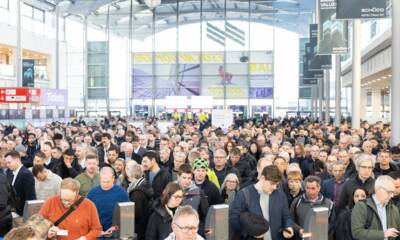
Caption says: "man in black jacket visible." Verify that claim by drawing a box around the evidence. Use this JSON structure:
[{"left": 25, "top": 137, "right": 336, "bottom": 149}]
[
  {"left": 54, "top": 149, "right": 83, "bottom": 179},
  {"left": 24, "top": 132, "right": 40, "bottom": 168},
  {"left": 96, "top": 133, "right": 118, "bottom": 166},
  {"left": 5, "top": 150, "right": 36, "bottom": 216},
  {"left": 336, "top": 154, "right": 375, "bottom": 214},
  {"left": 0, "top": 173, "right": 12, "bottom": 237},
  {"left": 228, "top": 148, "right": 251, "bottom": 184},
  {"left": 193, "top": 158, "right": 223, "bottom": 206},
  {"left": 142, "top": 151, "right": 171, "bottom": 200},
  {"left": 211, "top": 149, "right": 239, "bottom": 187}
]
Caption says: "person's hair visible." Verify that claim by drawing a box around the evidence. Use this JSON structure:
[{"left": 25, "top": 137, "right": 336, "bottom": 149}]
[
  {"left": 173, "top": 205, "right": 199, "bottom": 223},
  {"left": 220, "top": 173, "right": 240, "bottom": 191},
  {"left": 32, "top": 164, "right": 45, "bottom": 177},
  {"left": 214, "top": 148, "right": 227, "bottom": 157},
  {"left": 94, "top": 132, "right": 102, "bottom": 142},
  {"left": 349, "top": 187, "right": 368, "bottom": 208},
  {"left": 261, "top": 165, "right": 282, "bottom": 183},
  {"left": 60, "top": 178, "right": 80, "bottom": 193},
  {"left": 100, "top": 166, "right": 115, "bottom": 177},
  {"left": 86, "top": 153, "right": 99, "bottom": 161},
  {"left": 27, "top": 132, "right": 36, "bottom": 138},
  {"left": 287, "top": 171, "right": 303, "bottom": 181},
  {"left": 375, "top": 175, "right": 395, "bottom": 191},
  {"left": 224, "top": 140, "right": 236, "bottom": 154},
  {"left": 34, "top": 151, "right": 46, "bottom": 160},
  {"left": 230, "top": 147, "right": 241, "bottom": 156},
  {"left": 188, "top": 150, "right": 200, "bottom": 163},
  {"left": 377, "top": 149, "right": 390, "bottom": 158},
  {"left": 355, "top": 153, "right": 375, "bottom": 171},
  {"left": 102, "top": 133, "right": 112, "bottom": 140},
  {"left": 143, "top": 151, "right": 159, "bottom": 162},
  {"left": 304, "top": 175, "right": 321, "bottom": 187},
  {"left": 126, "top": 163, "right": 144, "bottom": 180},
  {"left": 389, "top": 170, "right": 400, "bottom": 180},
  {"left": 132, "top": 135, "right": 139, "bottom": 143},
  {"left": 52, "top": 146, "right": 62, "bottom": 152},
  {"left": 4, "top": 225, "right": 37, "bottom": 240},
  {"left": 178, "top": 163, "right": 193, "bottom": 176},
  {"left": 63, "top": 148, "right": 76, "bottom": 157},
  {"left": 161, "top": 183, "right": 182, "bottom": 206},
  {"left": 4, "top": 150, "right": 20, "bottom": 160},
  {"left": 108, "top": 145, "right": 120, "bottom": 154}
]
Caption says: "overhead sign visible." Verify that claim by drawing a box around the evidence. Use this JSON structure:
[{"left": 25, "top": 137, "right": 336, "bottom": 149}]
[
  {"left": 212, "top": 109, "right": 233, "bottom": 129},
  {"left": 318, "top": 0, "right": 349, "bottom": 54},
  {"left": 336, "top": 0, "right": 387, "bottom": 19},
  {"left": 40, "top": 89, "right": 68, "bottom": 106},
  {"left": 308, "top": 24, "right": 332, "bottom": 70},
  {"left": 22, "top": 60, "right": 35, "bottom": 88},
  {"left": 0, "top": 88, "right": 41, "bottom": 104}
]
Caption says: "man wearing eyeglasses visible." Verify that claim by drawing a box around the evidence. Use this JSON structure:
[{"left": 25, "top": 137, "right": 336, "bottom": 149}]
[
  {"left": 337, "top": 154, "right": 376, "bottom": 215},
  {"left": 165, "top": 205, "right": 204, "bottom": 240},
  {"left": 351, "top": 175, "right": 400, "bottom": 240}
]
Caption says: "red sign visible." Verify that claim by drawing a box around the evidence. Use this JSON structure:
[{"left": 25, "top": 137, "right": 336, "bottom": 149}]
[{"left": 0, "top": 88, "right": 41, "bottom": 104}]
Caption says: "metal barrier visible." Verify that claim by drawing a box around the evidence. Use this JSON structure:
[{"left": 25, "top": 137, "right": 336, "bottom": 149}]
[
  {"left": 112, "top": 202, "right": 136, "bottom": 240},
  {"left": 303, "top": 207, "right": 329, "bottom": 240},
  {"left": 23, "top": 200, "right": 45, "bottom": 222},
  {"left": 204, "top": 204, "right": 229, "bottom": 240}
]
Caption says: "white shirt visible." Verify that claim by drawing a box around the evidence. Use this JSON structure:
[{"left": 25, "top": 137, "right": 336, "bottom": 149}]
[
  {"left": 372, "top": 195, "right": 388, "bottom": 240},
  {"left": 79, "top": 158, "right": 86, "bottom": 169},
  {"left": 12, "top": 165, "right": 23, "bottom": 186},
  {"left": 45, "top": 157, "right": 52, "bottom": 166}
]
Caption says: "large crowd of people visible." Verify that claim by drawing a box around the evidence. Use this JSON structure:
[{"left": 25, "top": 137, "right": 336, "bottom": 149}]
[{"left": 0, "top": 115, "right": 400, "bottom": 240}]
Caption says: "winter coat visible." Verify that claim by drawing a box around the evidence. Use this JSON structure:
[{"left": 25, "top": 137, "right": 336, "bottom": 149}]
[
  {"left": 54, "top": 158, "right": 83, "bottom": 179},
  {"left": 196, "top": 178, "right": 223, "bottom": 206},
  {"left": 145, "top": 205, "right": 173, "bottom": 240},
  {"left": 335, "top": 207, "right": 355, "bottom": 240},
  {"left": 229, "top": 184, "right": 293, "bottom": 240},
  {"left": 351, "top": 197, "right": 400, "bottom": 240},
  {"left": 0, "top": 174, "right": 12, "bottom": 236},
  {"left": 336, "top": 175, "right": 375, "bottom": 214},
  {"left": 128, "top": 177, "right": 154, "bottom": 240},
  {"left": 145, "top": 168, "right": 172, "bottom": 200}
]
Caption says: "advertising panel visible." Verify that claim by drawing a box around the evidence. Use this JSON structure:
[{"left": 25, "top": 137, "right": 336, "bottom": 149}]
[
  {"left": 22, "top": 60, "right": 35, "bottom": 88},
  {"left": 318, "top": 0, "right": 349, "bottom": 54},
  {"left": 337, "top": 0, "right": 387, "bottom": 19}
]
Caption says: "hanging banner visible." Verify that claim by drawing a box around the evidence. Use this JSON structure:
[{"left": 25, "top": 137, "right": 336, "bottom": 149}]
[
  {"left": 336, "top": 0, "right": 387, "bottom": 19},
  {"left": 318, "top": 0, "right": 349, "bottom": 54},
  {"left": 308, "top": 24, "right": 332, "bottom": 70},
  {"left": 22, "top": 60, "right": 35, "bottom": 88}
]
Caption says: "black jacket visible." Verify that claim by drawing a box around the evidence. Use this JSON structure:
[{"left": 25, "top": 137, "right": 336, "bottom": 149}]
[
  {"left": 213, "top": 165, "right": 240, "bottom": 187},
  {"left": 145, "top": 204, "right": 173, "bottom": 240},
  {"left": 228, "top": 159, "right": 251, "bottom": 185},
  {"left": 118, "top": 152, "right": 142, "bottom": 164},
  {"left": 54, "top": 158, "right": 83, "bottom": 179},
  {"left": 241, "top": 153, "right": 257, "bottom": 170},
  {"left": 7, "top": 166, "right": 36, "bottom": 215},
  {"left": 145, "top": 168, "right": 172, "bottom": 200},
  {"left": 0, "top": 174, "right": 12, "bottom": 234},
  {"left": 128, "top": 178, "right": 154, "bottom": 240},
  {"left": 373, "top": 162, "right": 399, "bottom": 177},
  {"left": 196, "top": 177, "right": 223, "bottom": 206},
  {"left": 336, "top": 175, "right": 375, "bottom": 214},
  {"left": 24, "top": 142, "right": 40, "bottom": 168},
  {"left": 335, "top": 207, "right": 355, "bottom": 240}
]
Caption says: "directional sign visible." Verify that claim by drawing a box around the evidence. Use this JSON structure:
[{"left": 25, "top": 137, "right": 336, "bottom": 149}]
[{"left": 0, "top": 88, "right": 41, "bottom": 104}]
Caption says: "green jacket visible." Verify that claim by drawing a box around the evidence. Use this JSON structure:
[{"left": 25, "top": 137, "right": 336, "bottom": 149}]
[
  {"left": 351, "top": 197, "right": 400, "bottom": 240},
  {"left": 75, "top": 172, "right": 100, "bottom": 196}
]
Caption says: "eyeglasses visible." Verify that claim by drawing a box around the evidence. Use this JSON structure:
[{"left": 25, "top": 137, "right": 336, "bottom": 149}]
[
  {"left": 173, "top": 222, "right": 198, "bottom": 233},
  {"left": 359, "top": 165, "right": 373, "bottom": 170}
]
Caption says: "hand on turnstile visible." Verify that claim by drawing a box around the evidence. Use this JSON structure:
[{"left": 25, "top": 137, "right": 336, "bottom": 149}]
[{"left": 299, "top": 229, "right": 311, "bottom": 239}]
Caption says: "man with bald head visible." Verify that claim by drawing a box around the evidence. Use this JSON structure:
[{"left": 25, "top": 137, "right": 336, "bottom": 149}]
[
  {"left": 119, "top": 142, "right": 142, "bottom": 163},
  {"left": 87, "top": 167, "right": 129, "bottom": 237}
]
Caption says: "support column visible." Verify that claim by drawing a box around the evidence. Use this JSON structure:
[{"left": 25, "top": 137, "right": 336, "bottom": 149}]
[
  {"left": 335, "top": 55, "right": 341, "bottom": 126},
  {"left": 391, "top": 0, "right": 400, "bottom": 145},
  {"left": 55, "top": 5, "right": 60, "bottom": 89},
  {"left": 371, "top": 88, "right": 381, "bottom": 120},
  {"left": 82, "top": 16, "right": 88, "bottom": 116},
  {"left": 127, "top": 0, "right": 133, "bottom": 116},
  {"left": 325, "top": 69, "right": 330, "bottom": 123},
  {"left": 16, "top": 0, "right": 22, "bottom": 87},
  {"left": 106, "top": 6, "right": 111, "bottom": 117},
  {"left": 312, "top": 85, "right": 316, "bottom": 119},
  {"left": 352, "top": 20, "right": 361, "bottom": 129},
  {"left": 318, "top": 78, "right": 323, "bottom": 120},
  {"left": 151, "top": 10, "right": 156, "bottom": 117}
]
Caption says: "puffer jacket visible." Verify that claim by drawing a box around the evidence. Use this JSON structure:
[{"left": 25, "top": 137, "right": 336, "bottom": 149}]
[{"left": 351, "top": 197, "right": 400, "bottom": 240}]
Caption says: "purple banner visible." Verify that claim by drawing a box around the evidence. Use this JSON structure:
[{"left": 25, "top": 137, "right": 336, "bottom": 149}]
[
  {"left": 40, "top": 89, "right": 68, "bottom": 106},
  {"left": 249, "top": 88, "right": 273, "bottom": 99}
]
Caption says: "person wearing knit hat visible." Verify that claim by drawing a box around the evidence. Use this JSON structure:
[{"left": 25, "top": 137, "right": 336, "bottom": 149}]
[{"left": 193, "top": 158, "right": 223, "bottom": 206}]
